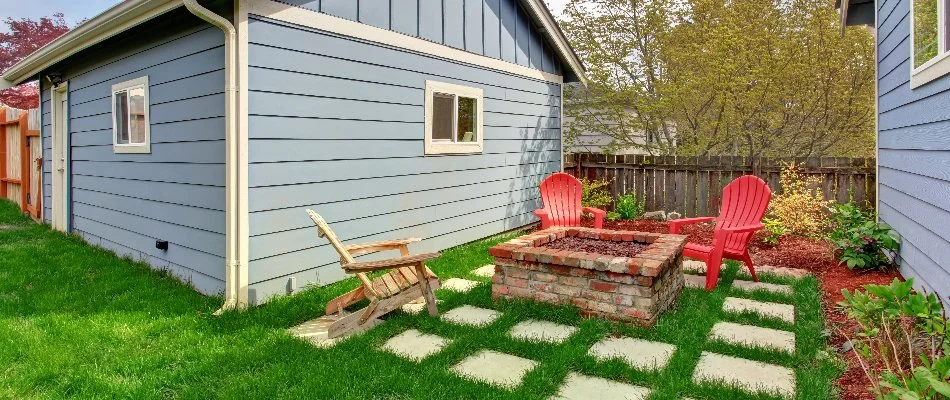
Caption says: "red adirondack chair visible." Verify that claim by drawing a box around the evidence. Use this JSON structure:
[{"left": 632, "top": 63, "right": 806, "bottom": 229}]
[
  {"left": 535, "top": 172, "right": 606, "bottom": 229},
  {"left": 668, "top": 175, "right": 772, "bottom": 290}
]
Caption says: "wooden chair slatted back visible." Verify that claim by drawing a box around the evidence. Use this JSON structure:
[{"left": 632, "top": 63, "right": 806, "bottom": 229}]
[
  {"left": 713, "top": 176, "right": 772, "bottom": 253},
  {"left": 539, "top": 172, "right": 583, "bottom": 227},
  {"left": 306, "top": 210, "right": 355, "bottom": 264}
]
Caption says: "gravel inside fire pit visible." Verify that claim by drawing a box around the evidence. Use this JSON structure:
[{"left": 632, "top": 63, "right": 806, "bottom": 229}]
[{"left": 542, "top": 237, "right": 648, "bottom": 258}]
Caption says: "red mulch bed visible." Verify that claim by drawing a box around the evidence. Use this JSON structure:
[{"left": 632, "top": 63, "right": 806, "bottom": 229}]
[
  {"left": 580, "top": 218, "right": 903, "bottom": 400},
  {"left": 543, "top": 236, "right": 649, "bottom": 258}
]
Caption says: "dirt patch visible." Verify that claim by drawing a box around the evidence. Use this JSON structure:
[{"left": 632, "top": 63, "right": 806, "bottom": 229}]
[
  {"left": 542, "top": 236, "right": 649, "bottom": 258},
  {"left": 578, "top": 218, "right": 904, "bottom": 400}
]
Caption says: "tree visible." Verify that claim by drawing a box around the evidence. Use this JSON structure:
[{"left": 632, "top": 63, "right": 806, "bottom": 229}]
[
  {"left": 561, "top": 0, "right": 876, "bottom": 158},
  {"left": 0, "top": 14, "right": 70, "bottom": 110}
]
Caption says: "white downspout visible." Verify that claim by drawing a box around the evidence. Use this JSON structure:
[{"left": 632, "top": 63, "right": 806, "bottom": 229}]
[{"left": 182, "top": 0, "right": 246, "bottom": 313}]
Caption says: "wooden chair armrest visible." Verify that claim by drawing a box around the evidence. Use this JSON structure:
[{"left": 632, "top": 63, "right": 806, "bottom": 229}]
[
  {"left": 582, "top": 207, "right": 606, "bottom": 229},
  {"left": 581, "top": 207, "right": 606, "bottom": 216},
  {"left": 721, "top": 223, "right": 764, "bottom": 233},
  {"left": 342, "top": 252, "right": 440, "bottom": 273},
  {"left": 345, "top": 238, "right": 422, "bottom": 255},
  {"left": 668, "top": 217, "right": 716, "bottom": 233}
]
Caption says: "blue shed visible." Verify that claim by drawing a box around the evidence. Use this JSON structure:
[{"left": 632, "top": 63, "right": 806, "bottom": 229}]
[
  {"left": 0, "top": 0, "right": 586, "bottom": 309},
  {"left": 842, "top": 0, "right": 950, "bottom": 305}
]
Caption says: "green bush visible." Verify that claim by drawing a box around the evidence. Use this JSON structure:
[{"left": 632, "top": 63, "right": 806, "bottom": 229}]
[
  {"left": 614, "top": 193, "right": 644, "bottom": 220},
  {"left": 839, "top": 279, "right": 950, "bottom": 399},
  {"left": 580, "top": 178, "right": 612, "bottom": 209},
  {"left": 761, "top": 217, "right": 786, "bottom": 245},
  {"left": 829, "top": 203, "right": 899, "bottom": 270}
]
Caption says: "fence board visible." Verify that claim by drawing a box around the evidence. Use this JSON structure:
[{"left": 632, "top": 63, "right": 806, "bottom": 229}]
[
  {"left": 565, "top": 153, "right": 877, "bottom": 216},
  {"left": 0, "top": 106, "right": 42, "bottom": 220}
]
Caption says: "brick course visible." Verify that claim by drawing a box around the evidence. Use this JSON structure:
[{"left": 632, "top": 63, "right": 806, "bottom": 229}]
[{"left": 490, "top": 227, "right": 686, "bottom": 326}]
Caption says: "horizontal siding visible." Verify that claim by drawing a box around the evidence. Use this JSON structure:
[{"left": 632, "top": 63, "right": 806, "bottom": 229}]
[
  {"left": 247, "top": 210, "right": 536, "bottom": 304},
  {"left": 248, "top": 168, "right": 553, "bottom": 234},
  {"left": 40, "top": 7, "right": 227, "bottom": 294},
  {"left": 76, "top": 230, "right": 224, "bottom": 294},
  {"left": 272, "top": 0, "right": 564, "bottom": 76},
  {"left": 248, "top": 203, "right": 541, "bottom": 289},
  {"left": 246, "top": 17, "right": 562, "bottom": 302},
  {"left": 877, "top": 0, "right": 950, "bottom": 307}
]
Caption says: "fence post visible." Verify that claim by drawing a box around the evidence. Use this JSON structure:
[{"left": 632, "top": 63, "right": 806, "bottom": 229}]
[
  {"left": 19, "top": 111, "right": 29, "bottom": 214},
  {"left": 0, "top": 109, "right": 6, "bottom": 199}
]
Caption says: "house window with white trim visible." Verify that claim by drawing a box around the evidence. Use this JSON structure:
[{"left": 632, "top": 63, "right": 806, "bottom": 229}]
[
  {"left": 912, "top": 0, "right": 950, "bottom": 87},
  {"left": 424, "top": 80, "right": 483, "bottom": 154},
  {"left": 112, "top": 76, "right": 150, "bottom": 153}
]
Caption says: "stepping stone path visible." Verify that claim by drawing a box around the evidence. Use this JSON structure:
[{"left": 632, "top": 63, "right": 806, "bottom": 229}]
[
  {"left": 440, "top": 278, "right": 480, "bottom": 293},
  {"left": 288, "top": 315, "right": 383, "bottom": 348},
  {"left": 723, "top": 297, "right": 795, "bottom": 324},
  {"left": 682, "top": 260, "right": 710, "bottom": 275},
  {"left": 471, "top": 264, "right": 496, "bottom": 278},
  {"left": 684, "top": 274, "right": 706, "bottom": 289},
  {"left": 550, "top": 372, "right": 651, "bottom": 400},
  {"left": 382, "top": 329, "right": 452, "bottom": 361},
  {"left": 732, "top": 279, "right": 792, "bottom": 295},
  {"left": 737, "top": 265, "right": 810, "bottom": 280},
  {"left": 441, "top": 305, "right": 501, "bottom": 327},
  {"left": 452, "top": 350, "right": 538, "bottom": 389},
  {"left": 400, "top": 298, "right": 442, "bottom": 314},
  {"left": 692, "top": 351, "right": 796, "bottom": 399},
  {"left": 709, "top": 322, "right": 795, "bottom": 353},
  {"left": 509, "top": 320, "right": 578, "bottom": 344},
  {"left": 588, "top": 337, "right": 677, "bottom": 371}
]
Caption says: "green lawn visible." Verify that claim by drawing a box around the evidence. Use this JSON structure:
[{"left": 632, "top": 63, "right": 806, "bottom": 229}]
[{"left": 0, "top": 200, "right": 842, "bottom": 399}]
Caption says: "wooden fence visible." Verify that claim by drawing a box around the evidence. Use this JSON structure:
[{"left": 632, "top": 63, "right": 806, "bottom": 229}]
[
  {"left": 0, "top": 107, "right": 42, "bottom": 220},
  {"left": 564, "top": 153, "right": 876, "bottom": 217}
]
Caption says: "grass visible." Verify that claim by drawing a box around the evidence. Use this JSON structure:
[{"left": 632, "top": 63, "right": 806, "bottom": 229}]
[{"left": 0, "top": 200, "right": 843, "bottom": 399}]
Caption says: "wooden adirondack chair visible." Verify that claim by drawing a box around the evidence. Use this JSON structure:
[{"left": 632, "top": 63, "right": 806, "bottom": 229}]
[
  {"left": 668, "top": 176, "right": 772, "bottom": 291},
  {"left": 535, "top": 172, "right": 606, "bottom": 229},
  {"left": 306, "top": 210, "right": 441, "bottom": 338}
]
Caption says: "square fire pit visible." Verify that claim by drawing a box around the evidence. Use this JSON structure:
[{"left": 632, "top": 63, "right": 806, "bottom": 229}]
[{"left": 488, "top": 227, "right": 687, "bottom": 326}]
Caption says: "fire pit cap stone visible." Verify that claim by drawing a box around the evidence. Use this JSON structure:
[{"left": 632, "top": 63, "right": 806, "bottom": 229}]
[{"left": 490, "top": 227, "right": 686, "bottom": 278}]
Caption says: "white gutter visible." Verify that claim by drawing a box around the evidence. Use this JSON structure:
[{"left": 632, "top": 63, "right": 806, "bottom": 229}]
[
  {"left": 1, "top": 0, "right": 181, "bottom": 89},
  {"left": 181, "top": 0, "right": 247, "bottom": 314}
]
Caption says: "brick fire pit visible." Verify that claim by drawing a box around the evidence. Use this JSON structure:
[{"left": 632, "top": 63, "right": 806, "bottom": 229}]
[{"left": 488, "top": 227, "right": 687, "bottom": 326}]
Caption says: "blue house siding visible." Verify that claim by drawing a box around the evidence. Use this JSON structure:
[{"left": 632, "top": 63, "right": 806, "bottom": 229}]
[
  {"left": 39, "top": 9, "right": 228, "bottom": 295},
  {"left": 245, "top": 16, "right": 561, "bottom": 303},
  {"left": 279, "top": 0, "right": 564, "bottom": 76},
  {"left": 876, "top": 0, "right": 950, "bottom": 304}
]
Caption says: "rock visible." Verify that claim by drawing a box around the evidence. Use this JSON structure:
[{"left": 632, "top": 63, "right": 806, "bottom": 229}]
[
  {"left": 838, "top": 340, "right": 854, "bottom": 354},
  {"left": 642, "top": 211, "right": 667, "bottom": 221},
  {"left": 667, "top": 211, "right": 682, "bottom": 220}
]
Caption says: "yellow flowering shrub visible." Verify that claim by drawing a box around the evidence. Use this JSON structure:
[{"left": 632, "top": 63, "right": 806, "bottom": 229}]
[{"left": 768, "top": 163, "right": 831, "bottom": 237}]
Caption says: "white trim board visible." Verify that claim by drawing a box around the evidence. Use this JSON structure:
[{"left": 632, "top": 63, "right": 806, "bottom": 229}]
[
  {"left": 519, "top": 0, "right": 587, "bottom": 85},
  {"left": 244, "top": 0, "right": 566, "bottom": 85},
  {"left": 910, "top": 0, "right": 950, "bottom": 88}
]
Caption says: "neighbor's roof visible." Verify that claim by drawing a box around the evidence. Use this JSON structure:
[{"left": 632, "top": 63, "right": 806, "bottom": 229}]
[
  {"left": 0, "top": 0, "right": 586, "bottom": 89},
  {"left": 836, "top": 0, "right": 875, "bottom": 28}
]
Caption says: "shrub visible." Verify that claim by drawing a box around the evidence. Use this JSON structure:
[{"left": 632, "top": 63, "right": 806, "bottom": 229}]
[
  {"left": 580, "top": 178, "right": 612, "bottom": 210},
  {"left": 829, "top": 203, "right": 899, "bottom": 271},
  {"left": 768, "top": 163, "right": 831, "bottom": 237},
  {"left": 614, "top": 193, "right": 644, "bottom": 220},
  {"left": 839, "top": 279, "right": 950, "bottom": 399},
  {"left": 760, "top": 217, "right": 785, "bottom": 245}
]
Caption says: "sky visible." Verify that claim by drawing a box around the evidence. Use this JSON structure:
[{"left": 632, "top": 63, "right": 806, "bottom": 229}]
[
  {"left": 1, "top": 0, "right": 571, "bottom": 32},
  {"left": 0, "top": 0, "right": 122, "bottom": 32}
]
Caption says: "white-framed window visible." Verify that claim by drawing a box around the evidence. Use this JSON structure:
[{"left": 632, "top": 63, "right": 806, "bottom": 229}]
[
  {"left": 111, "top": 76, "right": 151, "bottom": 153},
  {"left": 911, "top": 0, "right": 950, "bottom": 88},
  {"left": 424, "top": 80, "right": 484, "bottom": 155}
]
